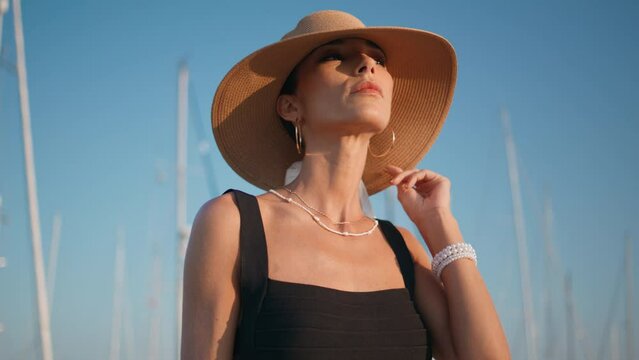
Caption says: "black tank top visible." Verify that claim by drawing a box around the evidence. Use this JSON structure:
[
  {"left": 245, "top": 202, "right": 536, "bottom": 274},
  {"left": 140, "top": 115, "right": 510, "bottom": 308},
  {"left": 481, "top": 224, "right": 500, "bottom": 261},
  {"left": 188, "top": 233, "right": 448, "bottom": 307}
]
[{"left": 225, "top": 189, "right": 433, "bottom": 359}]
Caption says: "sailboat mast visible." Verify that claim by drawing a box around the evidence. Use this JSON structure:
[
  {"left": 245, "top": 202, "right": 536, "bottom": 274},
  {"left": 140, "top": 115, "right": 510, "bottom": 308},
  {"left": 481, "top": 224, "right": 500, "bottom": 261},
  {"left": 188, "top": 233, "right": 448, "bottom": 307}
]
[
  {"left": 542, "top": 192, "right": 555, "bottom": 359},
  {"left": 610, "top": 324, "right": 620, "bottom": 360},
  {"left": 47, "top": 213, "right": 62, "bottom": 309},
  {"left": 0, "top": 195, "right": 5, "bottom": 269},
  {"left": 500, "top": 108, "right": 538, "bottom": 360},
  {"left": 187, "top": 83, "right": 218, "bottom": 196},
  {"left": 175, "top": 60, "right": 189, "bottom": 360},
  {"left": 109, "top": 228, "right": 126, "bottom": 360},
  {"left": 0, "top": 0, "right": 8, "bottom": 58},
  {"left": 147, "top": 246, "right": 163, "bottom": 360},
  {"left": 625, "top": 233, "right": 634, "bottom": 360},
  {"left": 0, "top": 195, "right": 5, "bottom": 336},
  {"left": 13, "top": 0, "right": 54, "bottom": 358},
  {"left": 564, "top": 272, "right": 576, "bottom": 360}
]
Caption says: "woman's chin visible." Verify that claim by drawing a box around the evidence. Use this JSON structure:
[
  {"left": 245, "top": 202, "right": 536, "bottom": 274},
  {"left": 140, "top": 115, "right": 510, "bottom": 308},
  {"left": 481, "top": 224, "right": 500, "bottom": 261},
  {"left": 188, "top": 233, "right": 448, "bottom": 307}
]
[{"left": 348, "top": 109, "right": 390, "bottom": 130}]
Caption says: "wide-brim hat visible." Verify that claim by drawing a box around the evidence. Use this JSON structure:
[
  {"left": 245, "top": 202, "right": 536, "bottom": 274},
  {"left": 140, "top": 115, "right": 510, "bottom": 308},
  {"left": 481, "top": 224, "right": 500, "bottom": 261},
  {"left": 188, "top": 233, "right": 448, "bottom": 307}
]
[{"left": 212, "top": 10, "right": 457, "bottom": 195}]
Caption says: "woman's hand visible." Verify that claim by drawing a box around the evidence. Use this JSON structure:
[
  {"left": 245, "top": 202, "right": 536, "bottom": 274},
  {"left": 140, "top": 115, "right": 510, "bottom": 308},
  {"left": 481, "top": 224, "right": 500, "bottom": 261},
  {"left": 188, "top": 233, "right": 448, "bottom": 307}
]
[
  {"left": 386, "top": 165, "right": 511, "bottom": 359},
  {"left": 384, "top": 164, "right": 452, "bottom": 225}
]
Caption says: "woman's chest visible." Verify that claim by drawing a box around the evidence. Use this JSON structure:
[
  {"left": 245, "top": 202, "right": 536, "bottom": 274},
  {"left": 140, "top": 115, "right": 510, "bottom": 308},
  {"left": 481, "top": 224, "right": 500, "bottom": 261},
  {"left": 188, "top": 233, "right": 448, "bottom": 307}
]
[{"left": 261, "top": 206, "right": 406, "bottom": 292}]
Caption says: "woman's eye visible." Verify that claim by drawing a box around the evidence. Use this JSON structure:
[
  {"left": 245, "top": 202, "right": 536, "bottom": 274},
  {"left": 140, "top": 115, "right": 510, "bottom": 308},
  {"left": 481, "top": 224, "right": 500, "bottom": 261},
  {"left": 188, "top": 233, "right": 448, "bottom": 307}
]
[
  {"left": 319, "top": 52, "right": 385, "bottom": 66},
  {"left": 321, "top": 53, "right": 343, "bottom": 61}
]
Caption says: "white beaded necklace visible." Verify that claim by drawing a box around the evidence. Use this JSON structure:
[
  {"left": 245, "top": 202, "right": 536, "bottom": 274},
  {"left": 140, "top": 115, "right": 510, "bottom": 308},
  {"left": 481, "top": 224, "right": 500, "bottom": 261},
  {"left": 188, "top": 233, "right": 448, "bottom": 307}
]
[
  {"left": 268, "top": 189, "right": 379, "bottom": 237},
  {"left": 281, "top": 187, "right": 367, "bottom": 225}
]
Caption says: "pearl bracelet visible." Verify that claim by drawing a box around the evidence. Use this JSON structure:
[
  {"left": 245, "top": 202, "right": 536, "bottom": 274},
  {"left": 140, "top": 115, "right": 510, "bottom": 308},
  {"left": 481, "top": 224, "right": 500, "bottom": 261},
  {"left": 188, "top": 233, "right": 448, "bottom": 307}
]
[{"left": 431, "top": 243, "right": 477, "bottom": 281}]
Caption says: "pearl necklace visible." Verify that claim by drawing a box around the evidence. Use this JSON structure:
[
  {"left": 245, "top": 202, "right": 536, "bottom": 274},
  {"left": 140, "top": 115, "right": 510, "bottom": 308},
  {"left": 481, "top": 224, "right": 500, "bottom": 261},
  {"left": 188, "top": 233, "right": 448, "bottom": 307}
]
[
  {"left": 268, "top": 189, "right": 379, "bottom": 237},
  {"left": 281, "top": 187, "right": 367, "bottom": 225}
]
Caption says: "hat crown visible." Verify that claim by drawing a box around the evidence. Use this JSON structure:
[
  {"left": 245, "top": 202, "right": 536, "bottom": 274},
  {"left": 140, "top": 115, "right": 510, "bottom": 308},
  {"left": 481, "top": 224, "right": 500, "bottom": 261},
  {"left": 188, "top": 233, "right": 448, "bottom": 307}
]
[{"left": 281, "top": 10, "right": 366, "bottom": 40}]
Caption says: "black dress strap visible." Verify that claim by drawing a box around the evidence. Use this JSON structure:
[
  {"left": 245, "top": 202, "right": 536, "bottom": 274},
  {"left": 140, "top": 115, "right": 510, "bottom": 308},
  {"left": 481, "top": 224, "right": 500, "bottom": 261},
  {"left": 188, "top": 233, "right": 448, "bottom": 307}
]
[
  {"left": 377, "top": 219, "right": 416, "bottom": 299},
  {"left": 223, "top": 188, "right": 268, "bottom": 360},
  {"left": 377, "top": 219, "right": 434, "bottom": 359}
]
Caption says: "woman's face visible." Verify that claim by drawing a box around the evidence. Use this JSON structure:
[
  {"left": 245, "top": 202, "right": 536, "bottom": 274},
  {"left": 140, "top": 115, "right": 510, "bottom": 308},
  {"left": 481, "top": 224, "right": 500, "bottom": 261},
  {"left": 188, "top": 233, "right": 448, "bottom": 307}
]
[{"left": 279, "top": 37, "right": 393, "bottom": 137}]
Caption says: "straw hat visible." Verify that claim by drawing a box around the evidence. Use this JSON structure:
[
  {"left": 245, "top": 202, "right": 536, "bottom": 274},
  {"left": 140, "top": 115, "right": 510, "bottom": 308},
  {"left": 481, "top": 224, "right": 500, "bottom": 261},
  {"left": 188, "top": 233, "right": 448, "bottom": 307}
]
[{"left": 211, "top": 10, "right": 457, "bottom": 195}]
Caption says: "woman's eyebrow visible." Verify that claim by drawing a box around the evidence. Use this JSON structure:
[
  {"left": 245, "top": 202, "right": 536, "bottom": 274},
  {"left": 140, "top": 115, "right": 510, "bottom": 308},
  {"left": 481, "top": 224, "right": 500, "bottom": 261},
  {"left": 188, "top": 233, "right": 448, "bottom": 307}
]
[{"left": 315, "top": 41, "right": 385, "bottom": 55}]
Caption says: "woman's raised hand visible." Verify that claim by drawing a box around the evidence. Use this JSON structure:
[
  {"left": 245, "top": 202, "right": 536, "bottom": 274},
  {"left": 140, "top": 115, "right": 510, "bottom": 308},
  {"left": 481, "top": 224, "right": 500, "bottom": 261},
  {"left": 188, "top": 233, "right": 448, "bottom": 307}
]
[{"left": 384, "top": 164, "right": 452, "bottom": 225}]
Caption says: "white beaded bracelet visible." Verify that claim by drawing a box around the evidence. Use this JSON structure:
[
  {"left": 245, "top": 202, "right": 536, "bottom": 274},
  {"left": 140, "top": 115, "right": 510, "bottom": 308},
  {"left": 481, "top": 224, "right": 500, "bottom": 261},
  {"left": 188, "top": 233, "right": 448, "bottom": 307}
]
[
  {"left": 432, "top": 243, "right": 473, "bottom": 266},
  {"left": 431, "top": 243, "right": 477, "bottom": 281},
  {"left": 431, "top": 243, "right": 475, "bottom": 271}
]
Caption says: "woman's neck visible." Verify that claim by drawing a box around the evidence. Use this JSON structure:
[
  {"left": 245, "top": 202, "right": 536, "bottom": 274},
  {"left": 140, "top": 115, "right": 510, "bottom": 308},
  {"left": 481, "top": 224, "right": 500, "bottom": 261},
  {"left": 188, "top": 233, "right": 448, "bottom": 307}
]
[{"left": 284, "top": 134, "right": 370, "bottom": 223}]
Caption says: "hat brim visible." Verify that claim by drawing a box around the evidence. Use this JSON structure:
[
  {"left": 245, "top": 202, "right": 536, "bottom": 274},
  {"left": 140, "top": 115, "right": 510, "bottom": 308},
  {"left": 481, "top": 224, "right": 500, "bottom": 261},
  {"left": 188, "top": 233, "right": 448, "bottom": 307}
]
[{"left": 212, "top": 26, "right": 457, "bottom": 195}]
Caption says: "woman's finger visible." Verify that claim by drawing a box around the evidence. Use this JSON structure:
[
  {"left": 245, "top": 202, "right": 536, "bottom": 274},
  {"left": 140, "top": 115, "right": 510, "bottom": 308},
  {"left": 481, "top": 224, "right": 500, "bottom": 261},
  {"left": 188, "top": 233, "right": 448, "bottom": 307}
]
[
  {"left": 386, "top": 167, "right": 422, "bottom": 188},
  {"left": 406, "top": 169, "right": 448, "bottom": 193},
  {"left": 392, "top": 169, "right": 420, "bottom": 185},
  {"left": 406, "top": 171, "right": 434, "bottom": 193},
  {"left": 406, "top": 170, "right": 424, "bottom": 189},
  {"left": 384, "top": 165, "right": 409, "bottom": 181},
  {"left": 384, "top": 164, "right": 403, "bottom": 174},
  {"left": 413, "top": 169, "right": 444, "bottom": 186}
]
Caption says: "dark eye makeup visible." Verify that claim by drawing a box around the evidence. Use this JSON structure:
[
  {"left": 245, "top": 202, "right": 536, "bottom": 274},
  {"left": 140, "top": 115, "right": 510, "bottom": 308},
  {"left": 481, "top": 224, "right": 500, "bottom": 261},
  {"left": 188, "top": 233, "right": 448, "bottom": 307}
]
[
  {"left": 317, "top": 50, "right": 386, "bottom": 67},
  {"left": 320, "top": 52, "right": 344, "bottom": 61}
]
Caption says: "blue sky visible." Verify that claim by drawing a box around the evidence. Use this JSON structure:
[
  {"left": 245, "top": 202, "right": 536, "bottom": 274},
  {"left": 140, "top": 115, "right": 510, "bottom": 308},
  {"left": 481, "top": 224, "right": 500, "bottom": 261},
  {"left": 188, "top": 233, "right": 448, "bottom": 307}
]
[{"left": 0, "top": 0, "right": 637, "bottom": 359}]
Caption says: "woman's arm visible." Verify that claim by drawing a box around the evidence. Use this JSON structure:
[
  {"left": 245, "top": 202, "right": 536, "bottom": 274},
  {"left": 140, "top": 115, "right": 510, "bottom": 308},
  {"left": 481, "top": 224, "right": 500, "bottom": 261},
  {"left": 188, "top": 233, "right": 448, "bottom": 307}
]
[
  {"left": 386, "top": 165, "right": 510, "bottom": 360},
  {"left": 397, "top": 226, "right": 457, "bottom": 359},
  {"left": 418, "top": 208, "right": 509, "bottom": 360},
  {"left": 399, "top": 216, "right": 510, "bottom": 360},
  {"left": 181, "top": 193, "right": 241, "bottom": 360}
]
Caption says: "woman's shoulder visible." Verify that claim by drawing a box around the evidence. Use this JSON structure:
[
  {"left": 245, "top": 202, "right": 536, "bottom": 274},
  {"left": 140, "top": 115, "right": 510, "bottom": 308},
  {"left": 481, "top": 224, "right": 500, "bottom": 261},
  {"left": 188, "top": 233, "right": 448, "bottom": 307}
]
[
  {"left": 216, "top": 188, "right": 277, "bottom": 203},
  {"left": 196, "top": 191, "right": 239, "bottom": 218},
  {"left": 190, "top": 192, "right": 242, "bottom": 248},
  {"left": 192, "top": 189, "right": 278, "bottom": 230}
]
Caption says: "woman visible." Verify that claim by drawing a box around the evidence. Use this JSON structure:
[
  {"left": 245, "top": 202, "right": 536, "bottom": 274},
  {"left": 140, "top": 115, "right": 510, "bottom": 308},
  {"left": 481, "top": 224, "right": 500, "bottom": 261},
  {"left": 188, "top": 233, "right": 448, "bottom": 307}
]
[{"left": 182, "top": 10, "right": 509, "bottom": 360}]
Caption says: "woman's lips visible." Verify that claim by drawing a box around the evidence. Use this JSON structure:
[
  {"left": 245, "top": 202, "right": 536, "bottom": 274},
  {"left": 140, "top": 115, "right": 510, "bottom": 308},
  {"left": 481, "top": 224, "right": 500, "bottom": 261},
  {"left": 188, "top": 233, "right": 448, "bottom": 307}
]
[
  {"left": 354, "top": 88, "right": 382, "bottom": 95},
  {"left": 351, "top": 81, "right": 382, "bottom": 97}
]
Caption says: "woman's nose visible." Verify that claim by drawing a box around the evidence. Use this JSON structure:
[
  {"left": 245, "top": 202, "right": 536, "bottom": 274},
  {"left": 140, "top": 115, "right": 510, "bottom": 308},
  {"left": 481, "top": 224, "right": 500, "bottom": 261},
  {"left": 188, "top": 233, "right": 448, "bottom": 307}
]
[{"left": 356, "top": 55, "right": 376, "bottom": 75}]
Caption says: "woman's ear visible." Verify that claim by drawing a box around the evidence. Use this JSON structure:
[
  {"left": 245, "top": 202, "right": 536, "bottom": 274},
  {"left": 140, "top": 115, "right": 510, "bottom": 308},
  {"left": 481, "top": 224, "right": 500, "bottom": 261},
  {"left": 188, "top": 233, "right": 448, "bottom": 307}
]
[{"left": 276, "top": 94, "right": 300, "bottom": 123}]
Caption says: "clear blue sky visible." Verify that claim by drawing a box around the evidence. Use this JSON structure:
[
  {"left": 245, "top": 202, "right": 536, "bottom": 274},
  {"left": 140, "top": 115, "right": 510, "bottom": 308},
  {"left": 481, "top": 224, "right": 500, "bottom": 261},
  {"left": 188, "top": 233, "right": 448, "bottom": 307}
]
[{"left": 0, "top": 0, "right": 637, "bottom": 359}]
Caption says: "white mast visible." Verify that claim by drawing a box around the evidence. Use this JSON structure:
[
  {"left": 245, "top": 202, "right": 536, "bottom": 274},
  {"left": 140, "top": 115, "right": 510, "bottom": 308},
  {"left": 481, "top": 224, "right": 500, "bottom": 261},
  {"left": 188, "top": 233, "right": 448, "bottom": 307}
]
[
  {"left": 0, "top": 0, "right": 7, "bottom": 290},
  {"left": 542, "top": 191, "right": 556, "bottom": 359},
  {"left": 147, "top": 164, "right": 165, "bottom": 360},
  {"left": 175, "top": 60, "right": 190, "bottom": 359},
  {"left": 0, "top": 195, "right": 5, "bottom": 335},
  {"left": 0, "top": 0, "right": 8, "bottom": 56},
  {"left": 624, "top": 233, "right": 634, "bottom": 360},
  {"left": 147, "top": 246, "right": 163, "bottom": 360},
  {"left": 541, "top": 190, "right": 594, "bottom": 360},
  {"left": 13, "top": 0, "right": 54, "bottom": 358},
  {"left": 0, "top": 195, "right": 6, "bottom": 269},
  {"left": 109, "top": 227, "right": 126, "bottom": 360},
  {"left": 188, "top": 84, "right": 218, "bottom": 196},
  {"left": 609, "top": 324, "right": 620, "bottom": 360},
  {"left": 47, "top": 213, "right": 62, "bottom": 309},
  {"left": 564, "top": 272, "right": 576, "bottom": 360},
  {"left": 122, "top": 286, "right": 136, "bottom": 360},
  {"left": 500, "top": 108, "right": 538, "bottom": 360}
]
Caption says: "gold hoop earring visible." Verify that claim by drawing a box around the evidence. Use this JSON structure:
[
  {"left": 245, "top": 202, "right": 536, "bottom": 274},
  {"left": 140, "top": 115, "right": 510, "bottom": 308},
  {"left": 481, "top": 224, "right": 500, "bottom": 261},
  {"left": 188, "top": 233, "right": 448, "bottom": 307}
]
[
  {"left": 368, "top": 127, "right": 395, "bottom": 158},
  {"left": 294, "top": 121, "right": 303, "bottom": 154}
]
